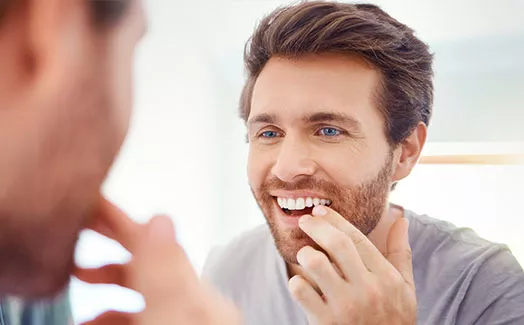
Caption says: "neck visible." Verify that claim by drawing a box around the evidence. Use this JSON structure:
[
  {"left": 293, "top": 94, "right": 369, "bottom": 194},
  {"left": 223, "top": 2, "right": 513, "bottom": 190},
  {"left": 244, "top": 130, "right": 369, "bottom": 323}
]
[{"left": 287, "top": 203, "right": 404, "bottom": 280}]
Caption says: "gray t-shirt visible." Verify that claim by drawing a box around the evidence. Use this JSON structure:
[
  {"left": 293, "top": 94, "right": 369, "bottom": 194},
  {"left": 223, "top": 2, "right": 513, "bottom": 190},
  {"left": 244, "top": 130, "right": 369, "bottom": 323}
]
[{"left": 203, "top": 210, "right": 524, "bottom": 325}]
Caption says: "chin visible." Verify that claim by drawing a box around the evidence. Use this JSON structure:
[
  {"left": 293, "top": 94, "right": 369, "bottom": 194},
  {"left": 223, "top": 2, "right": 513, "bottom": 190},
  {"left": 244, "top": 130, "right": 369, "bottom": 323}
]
[
  {"left": 2, "top": 266, "right": 73, "bottom": 299},
  {"left": 0, "top": 242, "right": 77, "bottom": 299},
  {"left": 270, "top": 223, "right": 323, "bottom": 265},
  {"left": 0, "top": 200, "right": 89, "bottom": 299},
  {"left": 278, "top": 239, "right": 311, "bottom": 265}
]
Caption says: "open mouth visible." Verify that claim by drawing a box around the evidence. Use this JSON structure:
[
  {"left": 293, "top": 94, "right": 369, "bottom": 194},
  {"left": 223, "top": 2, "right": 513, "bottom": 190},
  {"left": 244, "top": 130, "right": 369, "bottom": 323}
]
[{"left": 275, "top": 196, "right": 332, "bottom": 217}]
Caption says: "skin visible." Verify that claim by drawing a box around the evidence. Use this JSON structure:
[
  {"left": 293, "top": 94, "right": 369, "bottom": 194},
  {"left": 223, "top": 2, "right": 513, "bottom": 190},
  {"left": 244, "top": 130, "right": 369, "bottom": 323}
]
[
  {"left": 247, "top": 53, "right": 426, "bottom": 323},
  {"left": 76, "top": 198, "right": 242, "bottom": 325},
  {"left": 0, "top": 0, "right": 145, "bottom": 297},
  {"left": 0, "top": 1, "right": 242, "bottom": 324}
]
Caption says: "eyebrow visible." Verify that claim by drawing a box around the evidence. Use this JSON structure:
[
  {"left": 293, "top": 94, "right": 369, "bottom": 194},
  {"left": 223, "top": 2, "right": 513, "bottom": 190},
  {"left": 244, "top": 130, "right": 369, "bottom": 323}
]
[
  {"left": 303, "top": 112, "right": 362, "bottom": 131},
  {"left": 247, "top": 113, "right": 278, "bottom": 127},
  {"left": 247, "top": 111, "right": 362, "bottom": 131}
]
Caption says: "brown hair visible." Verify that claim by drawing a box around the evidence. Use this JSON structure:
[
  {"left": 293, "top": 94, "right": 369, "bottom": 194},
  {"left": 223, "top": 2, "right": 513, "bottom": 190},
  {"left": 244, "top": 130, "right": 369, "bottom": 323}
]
[{"left": 240, "top": 1, "right": 434, "bottom": 145}]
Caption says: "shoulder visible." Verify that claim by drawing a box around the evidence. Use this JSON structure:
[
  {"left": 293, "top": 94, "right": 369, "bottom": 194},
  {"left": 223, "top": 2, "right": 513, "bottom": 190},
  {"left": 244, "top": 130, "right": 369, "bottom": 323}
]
[
  {"left": 1, "top": 291, "right": 72, "bottom": 325},
  {"left": 406, "top": 210, "right": 510, "bottom": 263},
  {"left": 406, "top": 210, "right": 524, "bottom": 322},
  {"left": 410, "top": 209, "right": 523, "bottom": 288},
  {"left": 202, "top": 224, "right": 274, "bottom": 291}
]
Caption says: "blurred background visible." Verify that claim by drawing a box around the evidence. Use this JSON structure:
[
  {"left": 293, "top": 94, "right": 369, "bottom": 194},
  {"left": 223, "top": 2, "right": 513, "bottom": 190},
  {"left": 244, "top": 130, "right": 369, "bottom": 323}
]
[{"left": 71, "top": 0, "right": 524, "bottom": 323}]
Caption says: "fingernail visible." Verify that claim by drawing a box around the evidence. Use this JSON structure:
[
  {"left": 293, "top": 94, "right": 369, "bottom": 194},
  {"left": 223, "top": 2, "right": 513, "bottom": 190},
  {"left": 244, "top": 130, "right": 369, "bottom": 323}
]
[
  {"left": 299, "top": 215, "right": 312, "bottom": 224},
  {"left": 148, "top": 215, "right": 175, "bottom": 242},
  {"left": 312, "top": 205, "right": 327, "bottom": 216}
]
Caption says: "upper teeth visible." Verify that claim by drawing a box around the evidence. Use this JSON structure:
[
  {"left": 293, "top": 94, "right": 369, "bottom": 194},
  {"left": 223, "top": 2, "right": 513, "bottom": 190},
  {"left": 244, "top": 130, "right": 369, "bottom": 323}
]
[{"left": 277, "top": 197, "right": 332, "bottom": 210}]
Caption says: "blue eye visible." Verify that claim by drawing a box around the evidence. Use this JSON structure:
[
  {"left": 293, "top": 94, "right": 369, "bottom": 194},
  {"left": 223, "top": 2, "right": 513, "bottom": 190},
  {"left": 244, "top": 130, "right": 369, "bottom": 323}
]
[
  {"left": 319, "top": 127, "right": 341, "bottom": 137},
  {"left": 261, "top": 130, "right": 279, "bottom": 138}
]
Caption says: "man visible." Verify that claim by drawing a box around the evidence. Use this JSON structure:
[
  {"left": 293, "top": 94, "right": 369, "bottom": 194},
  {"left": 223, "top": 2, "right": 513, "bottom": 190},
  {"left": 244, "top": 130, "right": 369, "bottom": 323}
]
[
  {"left": 203, "top": 2, "right": 524, "bottom": 324},
  {"left": 0, "top": 0, "right": 240, "bottom": 324}
]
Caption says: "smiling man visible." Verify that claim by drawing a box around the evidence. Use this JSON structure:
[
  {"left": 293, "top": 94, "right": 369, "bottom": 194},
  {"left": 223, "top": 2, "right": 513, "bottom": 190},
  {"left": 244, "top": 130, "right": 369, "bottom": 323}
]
[{"left": 203, "top": 2, "right": 524, "bottom": 324}]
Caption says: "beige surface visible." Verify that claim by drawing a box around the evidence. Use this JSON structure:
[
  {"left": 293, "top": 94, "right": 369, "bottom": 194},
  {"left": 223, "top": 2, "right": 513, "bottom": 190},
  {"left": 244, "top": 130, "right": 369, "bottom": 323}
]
[{"left": 419, "top": 154, "right": 524, "bottom": 165}]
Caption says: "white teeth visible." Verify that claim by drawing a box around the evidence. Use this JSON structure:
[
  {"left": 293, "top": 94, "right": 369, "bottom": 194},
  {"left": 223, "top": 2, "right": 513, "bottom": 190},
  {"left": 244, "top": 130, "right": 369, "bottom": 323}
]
[
  {"left": 277, "top": 196, "right": 331, "bottom": 210},
  {"left": 305, "top": 197, "right": 313, "bottom": 208},
  {"left": 295, "top": 198, "right": 305, "bottom": 210},
  {"left": 277, "top": 197, "right": 287, "bottom": 209},
  {"left": 287, "top": 198, "right": 295, "bottom": 210}
]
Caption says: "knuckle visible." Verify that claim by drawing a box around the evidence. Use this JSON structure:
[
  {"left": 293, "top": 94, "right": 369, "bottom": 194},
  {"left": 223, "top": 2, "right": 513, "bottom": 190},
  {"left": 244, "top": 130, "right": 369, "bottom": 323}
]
[
  {"left": 303, "top": 251, "right": 329, "bottom": 272},
  {"left": 366, "top": 284, "right": 384, "bottom": 305},
  {"left": 405, "top": 247, "right": 413, "bottom": 259},
  {"left": 359, "top": 279, "right": 384, "bottom": 306},
  {"left": 335, "top": 299, "right": 357, "bottom": 319},
  {"left": 326, "top": 233, "right": 351, "bottom": 252},
  {"left": 399, "top": 247, "right": 413, "bottom": 262},
  {"left": 390, "top": 271, "right": 405, "bottom": 288},
  {"left": 352, "top": 234, "right": 367, "bottom": 250},
  {"left": 387, "top": 248, "right": 413, "bottom": 263}
]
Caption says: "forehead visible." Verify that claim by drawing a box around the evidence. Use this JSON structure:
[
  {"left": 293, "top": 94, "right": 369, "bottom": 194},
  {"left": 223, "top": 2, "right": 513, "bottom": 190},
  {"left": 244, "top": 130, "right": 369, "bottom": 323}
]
[{"left": 249, "top": 53, "right": 383, "bottom": 128}]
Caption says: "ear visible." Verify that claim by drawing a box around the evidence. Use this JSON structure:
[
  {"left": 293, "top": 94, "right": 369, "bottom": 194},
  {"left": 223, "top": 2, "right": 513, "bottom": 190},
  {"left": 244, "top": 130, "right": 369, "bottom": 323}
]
[{"left": 391, "top": 122, "right": 427, "bottom": 182}]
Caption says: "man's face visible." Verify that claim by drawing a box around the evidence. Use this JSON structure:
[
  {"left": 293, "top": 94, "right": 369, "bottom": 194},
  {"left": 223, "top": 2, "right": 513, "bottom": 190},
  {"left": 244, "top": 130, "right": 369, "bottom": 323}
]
[
  {"left": 247, "top": 54, "right": 396, "bottom": 264},
  {"left": 0, "top": 0, "right": 145, "bottom": 297}
]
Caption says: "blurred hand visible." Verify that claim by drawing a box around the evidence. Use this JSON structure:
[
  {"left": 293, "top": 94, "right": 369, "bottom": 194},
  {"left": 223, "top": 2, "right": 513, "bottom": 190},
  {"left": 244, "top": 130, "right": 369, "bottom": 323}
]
[{"left": 75, "top": 198, "right": 243, "bottom": 325}]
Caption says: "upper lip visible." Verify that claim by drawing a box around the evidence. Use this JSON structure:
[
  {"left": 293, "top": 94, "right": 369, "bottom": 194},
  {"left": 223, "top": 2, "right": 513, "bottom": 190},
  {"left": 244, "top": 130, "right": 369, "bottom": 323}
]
[{"left": 270, "top": 190, "right": 329, "bottom": 199}]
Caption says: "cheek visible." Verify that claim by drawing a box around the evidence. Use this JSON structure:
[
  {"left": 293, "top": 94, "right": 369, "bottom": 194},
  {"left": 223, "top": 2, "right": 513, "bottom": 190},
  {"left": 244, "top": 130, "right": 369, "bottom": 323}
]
[
  {"left": 316, "top": 145, "right": 386, "bottom": 185},
  {"left": 247, "top": 146, "right": 273, "bottom": 188},
  {"left": 105, "top": 38, "right": 138, "bottom": 141},
  {"left": 113, "top": 56, "right": 133, "bottom": 135},
  {"left": 104, "top": 4, "right": 145, "bottom": 140}
]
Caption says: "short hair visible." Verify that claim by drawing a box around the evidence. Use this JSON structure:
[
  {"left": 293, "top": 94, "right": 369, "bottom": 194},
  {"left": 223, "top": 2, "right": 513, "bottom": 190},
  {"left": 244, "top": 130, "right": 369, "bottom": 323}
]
[{"left": 240, "top": 1, "right": 434, "bottom": 145}]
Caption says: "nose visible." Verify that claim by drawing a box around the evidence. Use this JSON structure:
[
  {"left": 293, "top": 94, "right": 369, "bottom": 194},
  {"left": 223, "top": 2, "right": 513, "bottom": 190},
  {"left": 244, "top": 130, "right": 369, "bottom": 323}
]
[{"left": 271, "top": 135, "right": 317, "bottom": 183}]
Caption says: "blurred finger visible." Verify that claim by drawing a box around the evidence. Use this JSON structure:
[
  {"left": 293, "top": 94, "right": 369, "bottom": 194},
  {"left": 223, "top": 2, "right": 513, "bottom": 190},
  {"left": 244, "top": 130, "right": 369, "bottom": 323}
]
[
  {"left": 81, "top": 310, "right": 133, "bottom": 325},
  {"left": 89, "top": 197, "right": 143, "bottom": 252},
  {"left": 74, "top": 264, "right": 127, "bottom": 288},
  {"left": 130, "top": 215, "right": 196, "bottom": 307}
]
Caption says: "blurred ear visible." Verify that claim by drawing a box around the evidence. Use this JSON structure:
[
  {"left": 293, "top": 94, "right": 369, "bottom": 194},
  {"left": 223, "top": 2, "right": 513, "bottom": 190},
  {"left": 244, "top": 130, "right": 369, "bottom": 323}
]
[
  {"left": 391, "top": 122, "right": 427, "bottom": 182},
  {"left": 0, "top": 1, "right": 33, "bottom": 99},
  {"left": 28, "top": 0, "right": 95, "bottom": 79}
]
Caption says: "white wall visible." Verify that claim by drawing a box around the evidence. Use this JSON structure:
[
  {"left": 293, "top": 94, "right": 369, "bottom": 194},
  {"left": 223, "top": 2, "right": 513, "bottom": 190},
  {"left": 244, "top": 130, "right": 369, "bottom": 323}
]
[{"left": 70, "top": 1, "right": 524, "bottom": 323}]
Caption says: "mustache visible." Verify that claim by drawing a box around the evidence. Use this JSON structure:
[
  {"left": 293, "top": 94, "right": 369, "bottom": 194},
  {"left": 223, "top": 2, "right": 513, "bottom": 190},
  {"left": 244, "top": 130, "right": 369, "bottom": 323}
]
[{"left": 259, "top": 176, "right": 343, "bottom": 198}]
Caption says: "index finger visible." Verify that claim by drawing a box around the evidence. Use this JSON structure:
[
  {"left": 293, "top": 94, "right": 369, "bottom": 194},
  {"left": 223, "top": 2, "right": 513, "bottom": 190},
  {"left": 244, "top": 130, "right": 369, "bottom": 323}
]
[
  {"left": 312, "top": 205, "right": 393, "bottom": 275},
  {"left": 89, "top": 196, "right": 143, "bottom": 253}
]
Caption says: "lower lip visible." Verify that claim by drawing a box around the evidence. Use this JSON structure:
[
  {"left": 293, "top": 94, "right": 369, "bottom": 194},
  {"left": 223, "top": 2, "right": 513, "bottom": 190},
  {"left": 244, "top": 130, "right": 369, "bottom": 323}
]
[
  {"left": 279, "top": 214, "right": 302, "bottom": 227},
  {"left": 274, "top": 201, "right": 302, "bottom": 227}
]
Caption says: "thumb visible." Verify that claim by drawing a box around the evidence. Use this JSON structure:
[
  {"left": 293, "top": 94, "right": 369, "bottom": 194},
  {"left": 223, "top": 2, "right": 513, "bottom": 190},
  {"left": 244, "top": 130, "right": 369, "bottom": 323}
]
[{"left": 386, "top": 217, "right": 414, "bottom": 288}]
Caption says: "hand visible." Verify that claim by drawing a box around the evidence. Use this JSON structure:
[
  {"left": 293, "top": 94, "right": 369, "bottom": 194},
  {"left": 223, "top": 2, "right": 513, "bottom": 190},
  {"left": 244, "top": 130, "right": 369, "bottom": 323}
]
[
  {"left": 75, "top": 198, "right": 243, "bottom": 325},
  {"left": 288, "top": 205, "right": 416, "bottom": 325}
]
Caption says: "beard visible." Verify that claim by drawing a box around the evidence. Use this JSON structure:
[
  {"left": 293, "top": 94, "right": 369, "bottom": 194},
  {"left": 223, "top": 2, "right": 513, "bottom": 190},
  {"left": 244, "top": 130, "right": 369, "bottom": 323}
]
[{"left": 252, "top": 152, "right": 393, "bottom": 265}]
